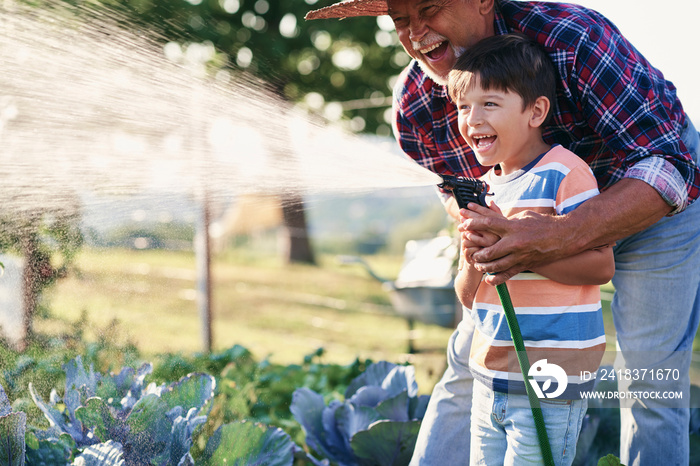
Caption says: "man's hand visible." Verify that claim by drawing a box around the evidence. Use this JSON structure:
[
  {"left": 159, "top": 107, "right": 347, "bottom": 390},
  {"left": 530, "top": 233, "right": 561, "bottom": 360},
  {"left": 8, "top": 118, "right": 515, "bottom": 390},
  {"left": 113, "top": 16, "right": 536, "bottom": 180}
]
[
  {"left": 463, "top": 207, "right": 568, "bottom": 285},
  {"left": 459, "top": 202, "right": 566, "bottom": 285}
]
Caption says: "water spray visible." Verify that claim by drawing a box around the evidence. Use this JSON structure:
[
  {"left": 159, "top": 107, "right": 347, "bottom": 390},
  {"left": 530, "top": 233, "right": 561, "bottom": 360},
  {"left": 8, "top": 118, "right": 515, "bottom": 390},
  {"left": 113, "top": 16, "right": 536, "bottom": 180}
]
[{"left": 0, "top": 0, "right": 440, "bottom": 210}]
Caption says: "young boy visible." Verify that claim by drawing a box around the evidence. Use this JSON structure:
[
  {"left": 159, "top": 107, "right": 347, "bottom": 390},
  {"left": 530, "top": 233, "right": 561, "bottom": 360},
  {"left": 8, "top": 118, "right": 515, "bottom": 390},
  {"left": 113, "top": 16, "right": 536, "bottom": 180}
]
[{"left": 447, "top": 33, "right": 615, "bottom": 465}]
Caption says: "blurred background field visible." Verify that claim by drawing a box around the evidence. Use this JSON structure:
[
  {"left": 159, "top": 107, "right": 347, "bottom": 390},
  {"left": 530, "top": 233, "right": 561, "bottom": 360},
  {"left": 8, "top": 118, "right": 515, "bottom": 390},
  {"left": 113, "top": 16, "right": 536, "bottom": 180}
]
[
  {"left": 38, "top": 246, "right": 455, "bottom": 394},
  {"left": 33, "top": 242, "right": 618, "bottom": 395}
]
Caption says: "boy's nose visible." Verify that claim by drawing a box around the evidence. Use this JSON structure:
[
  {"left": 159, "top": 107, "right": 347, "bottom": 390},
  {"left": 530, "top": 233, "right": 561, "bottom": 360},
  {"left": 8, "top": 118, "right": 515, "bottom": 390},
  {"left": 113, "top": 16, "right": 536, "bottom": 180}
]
[{"left": 467, "top": 108, "right": 483, "bottom": 126}]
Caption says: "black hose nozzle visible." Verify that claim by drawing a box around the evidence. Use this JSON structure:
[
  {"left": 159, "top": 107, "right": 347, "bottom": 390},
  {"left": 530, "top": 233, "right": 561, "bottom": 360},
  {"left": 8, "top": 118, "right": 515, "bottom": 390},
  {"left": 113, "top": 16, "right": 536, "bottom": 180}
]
[{"left": 438, "top": 175, "right": 489, "bottom": 209}]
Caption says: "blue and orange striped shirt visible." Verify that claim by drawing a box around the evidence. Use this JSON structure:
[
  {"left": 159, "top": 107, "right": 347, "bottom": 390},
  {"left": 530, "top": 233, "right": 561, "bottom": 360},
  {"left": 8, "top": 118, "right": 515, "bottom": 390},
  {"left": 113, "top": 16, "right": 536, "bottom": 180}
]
[
  {"left": 466, "top": 145, "right": 606, "bottom": 398},
  {"left": 393, "top": 0, "right": 699, "bottom": 213}
]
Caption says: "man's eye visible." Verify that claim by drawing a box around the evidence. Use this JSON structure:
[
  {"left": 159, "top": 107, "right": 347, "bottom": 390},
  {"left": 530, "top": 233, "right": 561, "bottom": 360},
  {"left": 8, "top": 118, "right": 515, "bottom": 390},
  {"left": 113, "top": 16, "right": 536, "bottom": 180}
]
[
  {"left": 421, "top": 6, "right": 439, "bottom": 16},
  {"left": 422, "top": 0, "right": 449, "bottom": 17},
  {"left": 392, "top": 16, "right": 409, "bottom": 27}
]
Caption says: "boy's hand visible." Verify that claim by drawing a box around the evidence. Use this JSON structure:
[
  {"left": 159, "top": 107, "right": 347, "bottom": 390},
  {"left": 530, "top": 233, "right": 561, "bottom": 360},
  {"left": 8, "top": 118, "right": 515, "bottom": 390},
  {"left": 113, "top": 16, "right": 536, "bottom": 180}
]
[{"left": 459, "top": 202, "right": 502, "bottom": 265}]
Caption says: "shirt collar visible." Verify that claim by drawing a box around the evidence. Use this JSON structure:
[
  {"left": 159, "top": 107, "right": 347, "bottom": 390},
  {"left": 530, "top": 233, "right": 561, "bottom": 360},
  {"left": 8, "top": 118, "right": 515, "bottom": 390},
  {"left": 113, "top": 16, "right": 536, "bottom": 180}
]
[{"left": 493, "top": 1, "right": 510, "bottom": 35}]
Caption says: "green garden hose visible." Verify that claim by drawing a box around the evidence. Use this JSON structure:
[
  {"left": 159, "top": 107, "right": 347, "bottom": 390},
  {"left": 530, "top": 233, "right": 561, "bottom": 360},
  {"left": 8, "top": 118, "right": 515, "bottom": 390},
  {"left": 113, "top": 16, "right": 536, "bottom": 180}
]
[
  {"left": 495, "top": 281, "right": 555, "bottom": 466},
  {"left": 437, "top": 175, "right": 555, "bottom": 465}
]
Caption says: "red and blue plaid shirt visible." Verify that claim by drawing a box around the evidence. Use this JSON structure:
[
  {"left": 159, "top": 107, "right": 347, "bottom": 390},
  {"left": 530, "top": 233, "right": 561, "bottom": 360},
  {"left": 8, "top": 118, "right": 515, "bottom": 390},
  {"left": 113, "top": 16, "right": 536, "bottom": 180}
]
[{"left": 393, "top": 0, "right": 699, "bottom": 213}]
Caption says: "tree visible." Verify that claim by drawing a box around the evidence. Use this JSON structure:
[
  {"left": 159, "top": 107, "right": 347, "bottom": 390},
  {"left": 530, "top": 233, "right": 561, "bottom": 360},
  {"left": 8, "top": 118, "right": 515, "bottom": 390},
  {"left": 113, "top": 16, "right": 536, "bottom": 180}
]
[{"left": 0, "top": 203, "right": 83, "bottom": 350}]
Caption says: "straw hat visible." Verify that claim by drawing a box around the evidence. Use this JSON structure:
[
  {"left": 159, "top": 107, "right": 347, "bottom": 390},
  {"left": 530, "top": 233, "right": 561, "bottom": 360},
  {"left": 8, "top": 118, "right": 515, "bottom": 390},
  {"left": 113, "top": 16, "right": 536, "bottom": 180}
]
[{"left": 304, "top": 0, "right": 389, "bottom": 20}]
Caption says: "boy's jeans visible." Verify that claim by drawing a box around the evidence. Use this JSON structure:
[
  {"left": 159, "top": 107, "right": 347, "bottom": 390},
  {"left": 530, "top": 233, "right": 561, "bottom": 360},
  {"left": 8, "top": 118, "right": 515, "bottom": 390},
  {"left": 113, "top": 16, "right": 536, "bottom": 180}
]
[{"left": 470, "top": 379, "right": 587, "bottom": 466}]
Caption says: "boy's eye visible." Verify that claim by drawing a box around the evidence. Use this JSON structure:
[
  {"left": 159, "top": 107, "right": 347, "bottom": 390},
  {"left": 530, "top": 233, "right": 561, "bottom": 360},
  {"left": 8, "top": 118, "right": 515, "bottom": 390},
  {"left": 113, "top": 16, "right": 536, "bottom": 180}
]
[{"left": 485, "top": 102, "right": 497, "bottom": 107}]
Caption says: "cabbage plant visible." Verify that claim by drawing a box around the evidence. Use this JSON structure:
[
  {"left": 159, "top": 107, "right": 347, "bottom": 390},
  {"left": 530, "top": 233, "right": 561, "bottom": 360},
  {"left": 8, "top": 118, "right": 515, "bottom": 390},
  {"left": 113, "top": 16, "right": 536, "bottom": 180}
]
[
  {"left": 17, "top": 355, "right": 328, "bottom": 465},
  {"left": 27, "top": 356, "right": 213, "bottom": 465},
  {"left": 4, "top": 355, "right": 434, "bottom": 465},
  {"left": 291, "top": 361, "right": 429, "bottom": 466},
  {"left": 0, "top": 383, "right": 26, "bottom": 466},
  {"left": 199, "top": 420, "right": 328, "bottom": 466}
]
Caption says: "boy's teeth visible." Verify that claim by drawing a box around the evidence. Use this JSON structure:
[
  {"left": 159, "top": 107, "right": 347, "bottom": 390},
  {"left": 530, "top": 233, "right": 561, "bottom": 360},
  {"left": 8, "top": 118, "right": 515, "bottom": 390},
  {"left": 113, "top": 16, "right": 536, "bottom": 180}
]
[{"left": 474, "top": 135, "right": 496, "bottom": 147}]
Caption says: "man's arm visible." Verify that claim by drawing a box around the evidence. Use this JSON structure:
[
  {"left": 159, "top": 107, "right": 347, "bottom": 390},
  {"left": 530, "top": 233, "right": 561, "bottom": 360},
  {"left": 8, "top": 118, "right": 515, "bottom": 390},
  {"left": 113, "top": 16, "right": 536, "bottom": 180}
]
[
  {"left": 573, "top": 26, "right": 698, "bottom": 210},
  {"left": 464, "top": 178, "right": 672, "bottom": 285}
]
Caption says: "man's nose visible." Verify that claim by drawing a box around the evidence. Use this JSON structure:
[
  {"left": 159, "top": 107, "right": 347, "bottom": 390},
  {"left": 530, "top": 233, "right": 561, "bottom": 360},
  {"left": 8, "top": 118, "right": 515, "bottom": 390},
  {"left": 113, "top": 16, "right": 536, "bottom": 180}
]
[{"left": 408, "top": 18, "right": 429, "bottom": 43}]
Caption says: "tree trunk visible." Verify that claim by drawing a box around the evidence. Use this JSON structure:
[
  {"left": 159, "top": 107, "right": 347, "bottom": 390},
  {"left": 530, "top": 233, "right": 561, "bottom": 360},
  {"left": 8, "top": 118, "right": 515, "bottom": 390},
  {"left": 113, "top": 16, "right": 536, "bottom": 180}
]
[
  {"left": 280, "top": 194, "right": 315, "bottom": 265},
  {"left": 19, "top": 232, "right": 41, "bottom": 350}
]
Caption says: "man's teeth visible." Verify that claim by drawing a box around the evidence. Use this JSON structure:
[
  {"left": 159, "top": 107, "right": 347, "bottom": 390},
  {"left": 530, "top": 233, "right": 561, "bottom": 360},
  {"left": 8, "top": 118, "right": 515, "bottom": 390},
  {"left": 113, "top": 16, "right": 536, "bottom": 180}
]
[{"left": 420, "top": 42, "right": 443, "bottom": 54}]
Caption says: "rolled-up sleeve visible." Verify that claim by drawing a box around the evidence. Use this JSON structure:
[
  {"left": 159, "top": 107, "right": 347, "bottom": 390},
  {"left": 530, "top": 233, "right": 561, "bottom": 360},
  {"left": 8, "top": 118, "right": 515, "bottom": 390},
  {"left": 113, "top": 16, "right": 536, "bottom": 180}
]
[{"left": 625, "top": 157, "right": 689, "bottom": 214}]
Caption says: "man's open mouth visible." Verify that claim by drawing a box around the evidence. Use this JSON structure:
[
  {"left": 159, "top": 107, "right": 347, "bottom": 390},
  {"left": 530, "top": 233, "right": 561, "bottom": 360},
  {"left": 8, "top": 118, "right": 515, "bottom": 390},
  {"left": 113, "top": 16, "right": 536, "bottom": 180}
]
[{"left": 420, "top": 41, "right": 449, "bottom": 60}]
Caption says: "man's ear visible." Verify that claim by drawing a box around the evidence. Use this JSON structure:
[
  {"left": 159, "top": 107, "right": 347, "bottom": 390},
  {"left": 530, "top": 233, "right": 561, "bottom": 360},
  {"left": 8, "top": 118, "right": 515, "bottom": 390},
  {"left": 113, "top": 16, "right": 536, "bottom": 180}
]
[
  {"left": 529, "top": 96, "right": 550, "bottom": 128},
  {"left": 478, "top": 0, "right": 496, "bottom": 15}
]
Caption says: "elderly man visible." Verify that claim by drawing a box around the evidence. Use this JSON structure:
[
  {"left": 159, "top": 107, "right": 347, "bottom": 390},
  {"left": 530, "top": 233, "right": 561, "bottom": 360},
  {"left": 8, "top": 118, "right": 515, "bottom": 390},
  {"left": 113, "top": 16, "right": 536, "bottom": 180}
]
[{"left": 306, "top": 1, "right": 700, "bottom": 465}]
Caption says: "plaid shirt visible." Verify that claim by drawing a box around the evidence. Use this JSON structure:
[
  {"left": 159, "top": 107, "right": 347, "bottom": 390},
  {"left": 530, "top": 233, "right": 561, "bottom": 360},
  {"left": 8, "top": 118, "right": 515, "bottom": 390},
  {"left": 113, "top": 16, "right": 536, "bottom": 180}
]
[{"left": 392, "top": 0, "right": 699, "bottom": 212}]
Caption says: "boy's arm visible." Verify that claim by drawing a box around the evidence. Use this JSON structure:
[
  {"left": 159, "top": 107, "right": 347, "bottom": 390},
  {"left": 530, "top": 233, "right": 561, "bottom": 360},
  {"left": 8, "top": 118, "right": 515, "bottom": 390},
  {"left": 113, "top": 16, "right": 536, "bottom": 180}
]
[
  {"left": 531, "top": 245, "right": 615, "bottom": 286},
  {"left": 455, "top": 235, "right": 484, "bottom": 309}
]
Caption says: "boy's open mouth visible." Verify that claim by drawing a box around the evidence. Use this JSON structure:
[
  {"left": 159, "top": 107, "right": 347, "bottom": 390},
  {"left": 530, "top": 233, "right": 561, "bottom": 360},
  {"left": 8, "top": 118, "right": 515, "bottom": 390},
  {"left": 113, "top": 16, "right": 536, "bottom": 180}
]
[{"left": 474, "top": 135, "right": 497, "bottom": 149}]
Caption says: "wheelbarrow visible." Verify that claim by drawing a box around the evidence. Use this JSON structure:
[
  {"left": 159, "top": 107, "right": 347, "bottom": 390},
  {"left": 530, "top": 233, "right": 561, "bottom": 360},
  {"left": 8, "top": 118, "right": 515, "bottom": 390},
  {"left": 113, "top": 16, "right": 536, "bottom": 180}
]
[{"left": 338, "top": 235, "right": 461, "bottom": 352}]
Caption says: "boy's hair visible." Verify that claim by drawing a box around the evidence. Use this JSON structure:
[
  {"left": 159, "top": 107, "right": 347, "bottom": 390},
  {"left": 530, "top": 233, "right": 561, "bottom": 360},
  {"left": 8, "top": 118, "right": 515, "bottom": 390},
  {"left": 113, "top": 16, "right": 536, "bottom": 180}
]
[{"left": 447, "top": 33, "right": 557, "bottom": 124}]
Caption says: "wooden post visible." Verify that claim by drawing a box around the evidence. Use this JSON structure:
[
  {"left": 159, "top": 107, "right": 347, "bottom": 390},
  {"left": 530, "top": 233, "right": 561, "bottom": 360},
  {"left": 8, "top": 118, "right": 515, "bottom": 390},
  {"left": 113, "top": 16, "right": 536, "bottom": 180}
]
[{"left": 195, "top": 190, "right": 213, "bottom": 353}]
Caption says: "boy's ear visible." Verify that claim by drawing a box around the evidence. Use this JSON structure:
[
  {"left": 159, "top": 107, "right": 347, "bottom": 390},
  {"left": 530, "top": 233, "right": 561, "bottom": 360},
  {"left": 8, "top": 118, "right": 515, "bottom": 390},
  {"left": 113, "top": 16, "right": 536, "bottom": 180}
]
[{"left": 529, "top": 96, "right": 550, "bottom": 128}]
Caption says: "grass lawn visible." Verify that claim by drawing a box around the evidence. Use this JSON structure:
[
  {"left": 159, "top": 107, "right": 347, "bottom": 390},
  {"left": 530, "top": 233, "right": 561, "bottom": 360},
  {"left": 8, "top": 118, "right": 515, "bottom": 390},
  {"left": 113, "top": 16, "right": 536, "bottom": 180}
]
[
  {"left": 38, "top": 248, "right": 457, "bottom": 393},
  {"left": 40, "top": 247, "right": 689, "bottom": 393}
]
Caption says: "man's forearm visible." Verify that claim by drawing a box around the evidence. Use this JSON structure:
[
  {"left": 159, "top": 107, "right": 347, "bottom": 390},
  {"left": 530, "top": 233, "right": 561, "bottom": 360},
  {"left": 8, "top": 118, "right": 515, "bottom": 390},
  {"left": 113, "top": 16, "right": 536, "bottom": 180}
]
[
  {"left": 558, "top": 178, "right": 672, "bottom": 256},
  {"left": 468, "top": 178, "right": 673, "bottom": 285}
]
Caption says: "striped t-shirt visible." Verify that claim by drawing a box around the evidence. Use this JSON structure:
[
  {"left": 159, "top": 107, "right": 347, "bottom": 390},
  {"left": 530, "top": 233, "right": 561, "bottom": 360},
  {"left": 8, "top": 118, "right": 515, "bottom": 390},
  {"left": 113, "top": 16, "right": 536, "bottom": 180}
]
[{"left": 466, "top": 144, "right": 606, "bottom": 399}]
